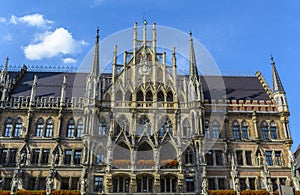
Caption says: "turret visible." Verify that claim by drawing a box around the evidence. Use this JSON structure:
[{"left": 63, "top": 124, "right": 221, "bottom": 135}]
[
  {"left": 30, "top": 75, "right": 38, "bottom": 107},
  {"left": 271, "top": 55, "right": 288, "bottom": 113},
  {"left": 189, "top": 32, "right": 199, "bottom": 82},
  {"left": 86, "top": 27, "right": 101, "bottom": 102},
  {"left": 0, "top": 57, "right": 10, "bottom": 101},
  {"left": 60, "top": 76, "right": 67, "bottom": 107}
]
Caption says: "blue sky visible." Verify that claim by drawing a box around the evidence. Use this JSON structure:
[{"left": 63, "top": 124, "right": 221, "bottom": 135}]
[{"left": 0, "top": 0, "right": 300, "bottom": 150}]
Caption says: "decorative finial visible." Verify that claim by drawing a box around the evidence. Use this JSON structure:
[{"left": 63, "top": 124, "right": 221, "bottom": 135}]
[
  {"left": 270, "top": 54, "right": 275, "bottom": 65},
  {"left": 189, "top": 30, "right": 192, "bottom": 37},
  {"left": 5, "top": 56, "right": 9, "bottom": 64},
  {"left": 96, "top": 26, "right": 99, "bottom": 42}
]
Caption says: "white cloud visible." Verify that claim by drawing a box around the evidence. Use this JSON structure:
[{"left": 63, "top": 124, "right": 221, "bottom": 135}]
[
  {"left": 10, "top": 14, "right": 53, "bottom": 28},
  {"left": 62, "top": 57, "right": 77, "bottom": 64},
  {"left": 23, "top": 28, "right": 86, "bottom": 60},
  {"left": 0, "top": 17, "right": 6, "bottom": 23}
]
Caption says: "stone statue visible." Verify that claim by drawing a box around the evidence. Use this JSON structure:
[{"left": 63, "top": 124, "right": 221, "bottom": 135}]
[
  {"left": 235, "top": 178, "right": 241, "bottom": 194},
  {"left": 80, "top": 178, "right": 86, "bottom": 195},
  {"left": 292, "top": 162, "right": 297, "bottom": 178},
  {"left": 20, "top": 151, "right": 26, "bottom": 166},
  {"left": 46, "top": 177, "right": 53, "bottom": 195},
  {"left": 267, "top": 178, "right": 273, "bottom": 194},
  {"left": 288, "top": 150, "right": 295, "bottom": 168}
]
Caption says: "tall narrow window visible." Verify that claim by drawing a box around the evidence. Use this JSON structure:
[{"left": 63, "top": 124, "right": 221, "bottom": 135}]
[
  {"left": 215, "top": 150, "right": 223, "bottom": 166},
  {"left": 9, "top": 149, "right": 17, "bottom": 164},
  {"left": 261, "top": 121, "right": 269, "bottom": 140},
  {"left": 67, "top": 118, "right": 75, "bottom": 138},
  {"left": 241, "top": 120, "right": 249, "bottom": 139},
  {"left": 31, "top": 149, "right": 40, "bottom": 164},
  {"left": 0, "top": 149, "right": 8, "bottom": 165},
  {"left": 73, "top": 150, "right": 82, "bottom": 165},
  {"left": 160, "top": 117, "right": 173, "bottom": 136},
  {"left": 145, "top": 91, "right": 153, "bottom": 101},
  {"left": 232, "top": 121, "right": 240, "bottom": 140},
  {"left": 41, "top": 149, "right": 50, "bottom": 164},
  {"left": 14, "top": 118, "right": 22, "bottom": 137},
  {"left": 4, "top": 118, "right": 13, "bottom": 137},
  {"left": 208, "top": 178, "right": 216, "bottom": 190},
  {"left": 236, "top": 151, "right": 243, "bottom": 165},
  {"left": 245, "top": 151, "right": 252, "bottom": 165},
  {"left": 45, "top": 118, "right": 54, "bottom": 137},
  {"left": 184, "top": 148, "right": 193, "bottom": 164},
  {"left": 186, "top": 177, "right": 194, "bottom": 192},
  {"left": 206, "top": 151, "right": 213, "bottom": 165},
  {"left": 157, "top": 91, "right": 164, "bottom": 102},
  {"left": 266, "top": 151, "right": 273, "bottom": 166},
  {"left": 166, "top": 91, "right": 173, "bottom": 102},
  {"left": 274, "top": 151, "right": 282, "bottom": 166},
  {"left": 77, "top": 118, "right": 84, "bottom": 138},
  {"left": 136, "top": 91, "right": 144, "bottom": 101},
  {"left": 99, "top": 119, "right": 106, "bottom": 136},
  {"left": 218, "top": 178, "right": 226, "bottom": 190},
  {"left": 270, "top": 121, "right": 278, "bottom": 139},
  {"left": 64, "top": 149, "right": 72, "bottom": 164},
  {"left": 94, "top": 176, "right": 103, "bottom": 192},
  {"left": 138, "top": 115, "right": 151, "bottom": 135},
  {"left": 212, "top": 121, "right": 219, "bottom": 139},
  {"left": 183, "top": 119, "right": 191, "bottom": 137},
  {"left": 205, "top": 120, "right": 210, "bottom": 140},
  {"left": 36, "top": 118, "right": 44, "bottom": 137}
]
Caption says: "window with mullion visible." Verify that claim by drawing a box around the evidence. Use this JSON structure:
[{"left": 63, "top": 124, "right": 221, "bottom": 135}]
[
  {"left": 77, "top": 119, "right": 84, "bottom": 138},
  {"left": 67, "top": 119, "right": 75, "bottom": 138},
  {"left": 4, "top": 123, "right": 12, "bottom": 137},
  {"left": 41, "top": 149, "right": 50, "bottom": 164},
  {"left": 266, "top": 151, "right": 273, "bottom": 166},
  {"left": 64, "top": 149, "right": 72, "bottom": 164},
  {"left": 36, "top": 118, "right": 44, "bottom": 137},
  {"left": 73, "top": 150, "right": 82, "bottom": 165},
  {"left": 94, "top": 176, "right": 103, "bottom": 192}
]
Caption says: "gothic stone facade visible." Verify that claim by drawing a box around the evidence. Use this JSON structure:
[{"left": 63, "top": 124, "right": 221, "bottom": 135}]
[{"left": 0, "top": 23, "right": 295, "bottom": 194}]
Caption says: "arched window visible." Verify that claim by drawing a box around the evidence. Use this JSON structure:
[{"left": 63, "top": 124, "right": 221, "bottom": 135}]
[
  {"left": 241, "top": 120, "right": 249, "bottom": 139},
  {"left": 157, "top": 91, "right": 164, "bottom": 102},
  {"left": 77, "top": 118, "right": 84, "bottom": 138},
  {"left": 14, "top": 118, "right": 22, "bottom": 137},
  {"left": 261, "top": 121, "right": 269, "bottom": 140},
  {"left": 36, "top": 118, "right": 44, "bottom": 137},
  {"left": 66, "top": 118, "right": 75, "bottom": 138},
  {"left": 270, "top": 121, "right": 277, "bottom": 139},
  {"left": 98, "top": 119, "right": 106, "bottom": 136},
  {"left": 115, "top": 90, "right": 123, "bottom": 101},
  {"left": 166, "top": 91, "right": 173, "bottom": 102},
  {"left": 146, "top": 91, "right": 153, "bottom": 101},
  {"left": 138, "top": 115, "right": 151, "bottom": 135},
  {"left": 160, "top": 117, "right": 173, "bottom": 136},
  {"left": 125, "top": 91, "right": 132, "bottom": 101},
  {"left": 45, "top": 118, "right": 54, "bottom": 137},
  {"left": 212, "top": 121, "right": 219, "bottom": 139},
  {"left": 205, "top": 120, "right": 210, "bottom": 140},
  {"left": 115, "top": 116, "right": 129, "bottom": 135},
  {"left": 184, "top": 148, "right": 193, "bottom": 164},
  {"left": 4, "top": 117, "right": 13, "bottom": 137},
  {"left": 136, "top": 91, "right": 144, "bottom": 101},
  {"left": 183, "top": 119, "right": 191, "bottom": 137},
  {"left": 232, "top": 120, "right": 240, "bottom": 140}
]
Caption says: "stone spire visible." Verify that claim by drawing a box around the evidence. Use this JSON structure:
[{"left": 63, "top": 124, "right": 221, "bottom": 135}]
[
  {"left": 91, "top": 27, "right": 100, "bottom": 78},
  {"left": 0, "top": 57, "right": 9, "bottom": 82},
  {"left": 189, "top": 31, "right": 199, "bottom": 81},
  {"left": 271, "top": 55, "right": 285, "bottom": 94}
]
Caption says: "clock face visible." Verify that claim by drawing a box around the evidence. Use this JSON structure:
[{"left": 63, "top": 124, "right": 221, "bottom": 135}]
[{"left": 139, "top": 63, "right": 151, "bottom": 75}]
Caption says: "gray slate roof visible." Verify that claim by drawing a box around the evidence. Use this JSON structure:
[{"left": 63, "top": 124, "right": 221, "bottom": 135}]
[{"left": 8, "top": 72, "right": 270, "bottom": 101}]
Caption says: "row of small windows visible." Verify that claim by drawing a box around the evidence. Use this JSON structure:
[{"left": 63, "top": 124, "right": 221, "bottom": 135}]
[
  {"left": 3, "top": 117, "right": 84, "bottom": 138},
  {"left": 205, "top": 120, "right": 279, "bottom": 141},
  {"left": 2, "top": 117, "right": 279, "bottom": 140},
  {"left": 114, "top": 90, "right": 174, "bottom": 102}
]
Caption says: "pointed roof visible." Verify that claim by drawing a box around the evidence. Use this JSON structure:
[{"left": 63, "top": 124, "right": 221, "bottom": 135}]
[
  {"left": 271, "top": 55, "right": 285, "bottom": 93},
  {"left": 189, "top": 32, "right": 199, "bottom": 80},
  {"left": 90, "top": 27, "right": 100, "bottom": 77},
  {"left": 2, "top": 56, "right": 8, "bottom": 74}
]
